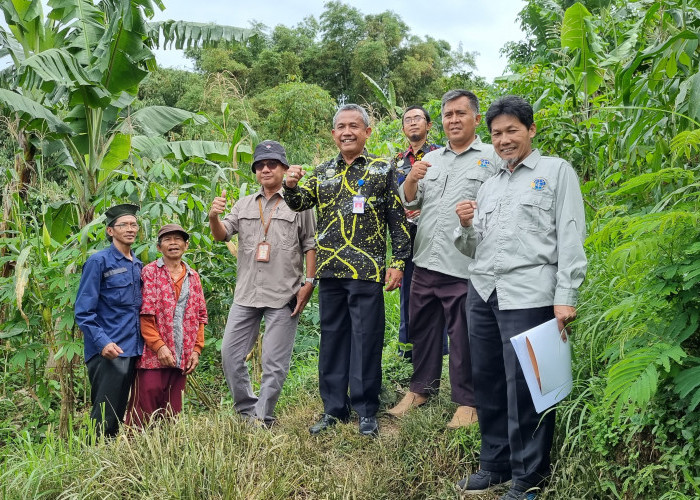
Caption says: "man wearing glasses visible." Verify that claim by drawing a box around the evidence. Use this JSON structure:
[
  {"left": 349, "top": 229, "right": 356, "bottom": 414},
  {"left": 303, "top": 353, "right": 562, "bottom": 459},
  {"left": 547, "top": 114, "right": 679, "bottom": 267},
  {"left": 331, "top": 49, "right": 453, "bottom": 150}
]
[
  {"left": 75, "top": 203, "right": 143, "bottom": 438},
  {"left": 389, "top": 90, "right": 498, "bottom": 429},
  {"left": 391, "top": 105, "right": 448, "bottom": 362},
  {"left": 209, "top": 140, "right": 316, "bottom": 427}
]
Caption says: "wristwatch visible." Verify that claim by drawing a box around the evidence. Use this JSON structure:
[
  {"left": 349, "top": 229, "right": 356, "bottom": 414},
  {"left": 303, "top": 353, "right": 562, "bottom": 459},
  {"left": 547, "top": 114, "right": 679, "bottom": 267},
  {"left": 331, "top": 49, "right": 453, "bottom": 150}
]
[{"left": 305, "top": 277, "right": 317, "bottom": 287}]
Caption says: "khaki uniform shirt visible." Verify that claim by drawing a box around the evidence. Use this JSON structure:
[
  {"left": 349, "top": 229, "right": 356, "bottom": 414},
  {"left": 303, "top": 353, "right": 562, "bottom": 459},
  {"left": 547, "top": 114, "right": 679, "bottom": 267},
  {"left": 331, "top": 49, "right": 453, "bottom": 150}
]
[
  {"left": 222, "top": 187, "right": 316, "bottom": 309},
  {"left": 453, "top": 149, "right": 587, "bottom": 309},
  {"left": 399, "top": 137, "right": 498, "bottom": 279}
]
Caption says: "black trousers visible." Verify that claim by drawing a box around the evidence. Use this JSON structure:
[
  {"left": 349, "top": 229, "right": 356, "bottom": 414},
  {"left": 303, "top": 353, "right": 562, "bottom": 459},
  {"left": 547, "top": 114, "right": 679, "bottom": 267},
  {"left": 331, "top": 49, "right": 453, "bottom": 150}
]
[
  {"left": 318, "top": 278, "right": 385, "bottom": 418},
  {"left": 86, "top": 355, "right": 138, "bottom": 437},
  {"left": 467, "top": 283, "right": 555, "bottom": 488},
  {"left": 409, "top": 266, "right": 473, "bottom": 406}
]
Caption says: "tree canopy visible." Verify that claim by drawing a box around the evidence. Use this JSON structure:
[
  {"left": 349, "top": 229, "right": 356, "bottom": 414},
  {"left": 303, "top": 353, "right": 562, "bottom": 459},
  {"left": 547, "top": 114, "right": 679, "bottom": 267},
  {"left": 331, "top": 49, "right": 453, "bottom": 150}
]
[{"left": 183, "top": 1, "right": 481, "bottom": 106}]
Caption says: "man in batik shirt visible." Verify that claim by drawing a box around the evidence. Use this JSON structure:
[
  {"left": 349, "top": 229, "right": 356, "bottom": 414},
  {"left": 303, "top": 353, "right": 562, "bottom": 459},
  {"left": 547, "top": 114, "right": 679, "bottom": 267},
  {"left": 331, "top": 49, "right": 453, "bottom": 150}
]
[{"left": 284, "top": 104, "right": 410, "bottom": 437}]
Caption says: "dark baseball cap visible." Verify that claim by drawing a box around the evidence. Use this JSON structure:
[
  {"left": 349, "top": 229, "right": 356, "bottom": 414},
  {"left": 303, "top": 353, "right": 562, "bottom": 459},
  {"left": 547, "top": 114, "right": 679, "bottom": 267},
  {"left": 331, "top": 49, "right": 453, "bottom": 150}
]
[
  {"left": 251, "top": 140, "right": 289, "bottom": 173},
  {"left": 157, "top": 223, "right": 189, "bottom": 242}
]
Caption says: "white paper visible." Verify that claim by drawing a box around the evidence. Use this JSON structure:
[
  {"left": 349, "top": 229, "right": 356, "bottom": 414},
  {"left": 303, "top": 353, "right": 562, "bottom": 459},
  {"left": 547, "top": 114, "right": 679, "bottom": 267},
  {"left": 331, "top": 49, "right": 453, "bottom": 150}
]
[{"left": 510, "top": 318, "right": 573, "bottom": 413}]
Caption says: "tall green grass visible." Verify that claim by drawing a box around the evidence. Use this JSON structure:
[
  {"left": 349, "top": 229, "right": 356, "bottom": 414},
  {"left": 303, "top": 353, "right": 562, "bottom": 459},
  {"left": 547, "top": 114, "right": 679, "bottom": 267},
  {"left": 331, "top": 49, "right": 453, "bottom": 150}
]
[
  {"left": 2, "top": 289, "right": 697, "bottom": 498},
  {"left": 0, "top": 388, "right": 483, "bottom": 499}
]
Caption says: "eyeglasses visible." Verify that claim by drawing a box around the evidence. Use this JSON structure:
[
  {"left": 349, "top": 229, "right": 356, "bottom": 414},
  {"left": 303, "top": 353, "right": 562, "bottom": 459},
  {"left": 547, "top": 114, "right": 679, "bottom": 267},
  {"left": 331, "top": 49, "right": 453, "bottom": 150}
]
[
  {"left": 114, "top": 223, "right": 139, "bottom": 230},
  {"left": 254, "top": 161, "right": 282, "bottom": 172},
  {"left": 403, "top": 115, "right": 427, "bottom": 125}
]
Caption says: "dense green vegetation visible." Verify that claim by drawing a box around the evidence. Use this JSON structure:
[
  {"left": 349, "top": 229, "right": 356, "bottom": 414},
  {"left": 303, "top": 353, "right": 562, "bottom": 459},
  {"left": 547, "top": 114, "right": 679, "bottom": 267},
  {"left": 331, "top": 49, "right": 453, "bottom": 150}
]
[{"left": 0, "top": 0, "right": 699, "bottom": 498}]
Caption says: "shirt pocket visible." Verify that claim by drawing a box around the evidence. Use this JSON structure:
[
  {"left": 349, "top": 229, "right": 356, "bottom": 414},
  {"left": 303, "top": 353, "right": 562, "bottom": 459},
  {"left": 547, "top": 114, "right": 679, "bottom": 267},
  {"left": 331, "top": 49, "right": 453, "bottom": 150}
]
[
  {"left": 104, "top": 271, "right": 134, "bottom": 307},
  {"left": 270, "top": 208, "right": 298, "bottom": 248},
  {"left": 237, "top": 207, "right": 262, "bottom": 249},
  {"left": 517, "top": 193, "right": 554, "bottom": 233},
  {"left": 461, "top": 170, "right": 491, "bottom": 201},
  {"left": 422, "top": 168, "right": 444, "bottom": 198}
]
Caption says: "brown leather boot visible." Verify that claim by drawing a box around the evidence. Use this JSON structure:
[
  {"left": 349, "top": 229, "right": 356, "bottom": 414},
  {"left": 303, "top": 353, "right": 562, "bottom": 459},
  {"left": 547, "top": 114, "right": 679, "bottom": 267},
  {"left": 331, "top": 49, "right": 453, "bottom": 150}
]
[
  {"left": 446, "top": 405, "right": 478, "bottom": 429},
  {"left": 386, "top": 391, "right": 428, "bottom": 417}
]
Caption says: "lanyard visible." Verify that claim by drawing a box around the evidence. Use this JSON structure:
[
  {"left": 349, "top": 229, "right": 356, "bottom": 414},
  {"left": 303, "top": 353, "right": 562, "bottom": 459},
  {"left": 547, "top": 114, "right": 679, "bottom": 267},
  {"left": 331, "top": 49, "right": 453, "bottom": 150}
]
[{"left": 258, "top": 197, "right": 283, "bottom": 242}]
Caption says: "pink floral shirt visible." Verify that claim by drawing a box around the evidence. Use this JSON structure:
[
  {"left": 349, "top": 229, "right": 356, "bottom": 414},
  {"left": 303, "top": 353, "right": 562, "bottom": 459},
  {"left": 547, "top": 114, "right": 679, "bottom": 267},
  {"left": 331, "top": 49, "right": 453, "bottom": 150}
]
[{"left": 137, "top": 259, "right": 208, "bottom": 370}]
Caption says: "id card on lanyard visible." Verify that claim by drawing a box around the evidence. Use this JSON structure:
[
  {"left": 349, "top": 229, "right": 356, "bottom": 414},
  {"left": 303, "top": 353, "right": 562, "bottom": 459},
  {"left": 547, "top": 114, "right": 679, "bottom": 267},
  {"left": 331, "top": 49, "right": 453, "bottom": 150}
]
[{"left": 256, "top": 197, "right": 282, "bottom": 262}]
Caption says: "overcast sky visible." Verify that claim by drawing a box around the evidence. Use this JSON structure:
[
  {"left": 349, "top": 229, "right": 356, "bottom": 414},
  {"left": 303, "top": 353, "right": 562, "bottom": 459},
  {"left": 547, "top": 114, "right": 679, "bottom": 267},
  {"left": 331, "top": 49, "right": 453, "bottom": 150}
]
[{"left": 151, "top": 0, "right": 528, "bottom": 82}]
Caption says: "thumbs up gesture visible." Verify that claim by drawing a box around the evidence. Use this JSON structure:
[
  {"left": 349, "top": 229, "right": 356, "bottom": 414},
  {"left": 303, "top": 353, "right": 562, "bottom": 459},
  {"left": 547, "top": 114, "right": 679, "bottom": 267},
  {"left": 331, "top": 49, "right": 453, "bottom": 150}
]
[{"left": 209, "top": 189, "right": 229, "bottom": 217}]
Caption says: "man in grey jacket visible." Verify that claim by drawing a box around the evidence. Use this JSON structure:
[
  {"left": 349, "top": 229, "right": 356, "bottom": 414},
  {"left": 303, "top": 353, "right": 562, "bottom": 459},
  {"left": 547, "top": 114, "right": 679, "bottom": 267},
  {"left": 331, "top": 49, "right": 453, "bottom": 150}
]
[
  {"left": 453, "top": 95, "right": 587, "bottom": 500},
  {"left": 388, "top": 90, "right": 498, "bottom": 429}
]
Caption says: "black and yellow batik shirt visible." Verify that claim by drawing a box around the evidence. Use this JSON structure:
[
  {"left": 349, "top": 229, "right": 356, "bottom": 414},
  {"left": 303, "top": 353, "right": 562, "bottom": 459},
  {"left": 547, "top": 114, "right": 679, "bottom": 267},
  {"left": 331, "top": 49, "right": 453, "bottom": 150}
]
[{"left": 283, "top": 151, "right": 410, "bottom": 283}]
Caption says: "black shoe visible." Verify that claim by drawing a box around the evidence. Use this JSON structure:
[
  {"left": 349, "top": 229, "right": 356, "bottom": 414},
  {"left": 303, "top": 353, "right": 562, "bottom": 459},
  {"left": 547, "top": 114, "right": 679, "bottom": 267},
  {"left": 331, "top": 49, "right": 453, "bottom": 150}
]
[
  {"left": 499, "top": 484, "right": 538, "bottom": 500},
  {"left": 358, "top": 416, "right": 378, "bottom": 436},
  {"left": 456, "top": 469, "right": 512, "bottom": 494},
  {"left": 309, "top": 414, "right": 343, "bottom": 435}
]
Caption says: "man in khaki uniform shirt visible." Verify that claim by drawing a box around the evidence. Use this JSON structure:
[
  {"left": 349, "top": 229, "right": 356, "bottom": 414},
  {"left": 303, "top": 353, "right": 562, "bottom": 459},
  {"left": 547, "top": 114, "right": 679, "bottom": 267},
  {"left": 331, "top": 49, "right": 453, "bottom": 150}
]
[{"left": 209, "top": 140, "right": 316, "bottom": 426}]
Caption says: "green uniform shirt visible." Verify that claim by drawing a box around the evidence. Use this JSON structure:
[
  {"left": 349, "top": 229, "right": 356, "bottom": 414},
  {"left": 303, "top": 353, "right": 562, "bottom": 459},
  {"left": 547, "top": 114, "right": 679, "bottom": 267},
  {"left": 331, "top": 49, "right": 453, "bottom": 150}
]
[{"left": 283, "top": 150, "right": 410, "bottom": 282}]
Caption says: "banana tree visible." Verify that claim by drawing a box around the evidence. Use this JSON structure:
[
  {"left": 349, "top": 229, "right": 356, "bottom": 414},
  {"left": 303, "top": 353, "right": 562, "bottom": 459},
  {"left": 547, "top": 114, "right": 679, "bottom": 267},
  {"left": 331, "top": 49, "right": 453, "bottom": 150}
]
[
  {"left": 0, "top": 0, "right": 252, "bottom": 226},
  {"left": 0, "top": 0, "right": 252, "bottom": 437}
]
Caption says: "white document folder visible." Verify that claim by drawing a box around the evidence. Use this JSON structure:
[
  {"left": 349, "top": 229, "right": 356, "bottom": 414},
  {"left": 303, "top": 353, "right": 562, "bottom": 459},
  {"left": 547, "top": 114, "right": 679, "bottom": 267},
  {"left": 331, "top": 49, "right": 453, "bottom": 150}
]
[{"left": 510, "top": 318, "right": 573, "bottom": 413}]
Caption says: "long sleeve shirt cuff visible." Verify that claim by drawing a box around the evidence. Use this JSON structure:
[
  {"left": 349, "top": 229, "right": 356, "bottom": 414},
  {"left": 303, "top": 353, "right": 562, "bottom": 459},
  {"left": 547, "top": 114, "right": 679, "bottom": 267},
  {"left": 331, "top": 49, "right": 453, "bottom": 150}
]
[
  {"left": 94, "top": 333, "right": 114, "bottom": 355},
  {"left": 388, "top": 258, "right": 406, "bottom": 272},
  {"left": 453, "top": 225, "right": 477, "bottom": 258},
  {"left": 398, "top": 183, "right": 421, "bottom": 209},
  {"left": 553, "top": 288, "right": 578, "bottom": 307}
]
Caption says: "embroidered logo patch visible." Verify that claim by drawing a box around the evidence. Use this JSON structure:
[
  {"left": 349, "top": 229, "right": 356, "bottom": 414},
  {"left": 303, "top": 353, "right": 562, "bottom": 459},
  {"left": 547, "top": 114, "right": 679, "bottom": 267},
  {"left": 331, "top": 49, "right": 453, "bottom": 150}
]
[
  {"left": 477, "top": 159, "right": 492, "bottom": 168},
  {"left": 531, "top": 178, "right": 547, "bottom": 191}
]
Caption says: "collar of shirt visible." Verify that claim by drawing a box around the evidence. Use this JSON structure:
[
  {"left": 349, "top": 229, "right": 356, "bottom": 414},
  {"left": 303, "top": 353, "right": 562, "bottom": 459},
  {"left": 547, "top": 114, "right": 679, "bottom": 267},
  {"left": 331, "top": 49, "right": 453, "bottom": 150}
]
[
  {"left": 403, "top": 142, "right": 440, "bottom": 161},
  {"left": 334, "top": 149, "right": 370, "bottom": 168},
  {"left": 499, "top": 148, "right": 541, "bottom": 174},
  {"left": 155, "top": 256, "right": 192, "bottom": 275},
  {"left": 108, "top": 243, "right": 137, "bottom": 263},
  {"left": 254, "top": 186, "right": 285, "bottom": 200},
  {"left": 443, "top": 135, "right": 485, "bottom": 156}
]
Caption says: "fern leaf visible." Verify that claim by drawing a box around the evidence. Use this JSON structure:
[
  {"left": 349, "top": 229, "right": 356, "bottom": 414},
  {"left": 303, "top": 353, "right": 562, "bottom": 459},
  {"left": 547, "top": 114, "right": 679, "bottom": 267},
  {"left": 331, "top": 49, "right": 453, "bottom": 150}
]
[
  {"left": 675, "top": 363, "right": 700, "bottom": 411},
  {"left": 670, "top": 129, "right": 700, "bottom": 160},
  {"left": 610, "top": 168, "right": 694, "bottom": 198},
  {"left": 605, "top": 343, "right": 686, "bottom": 412}
]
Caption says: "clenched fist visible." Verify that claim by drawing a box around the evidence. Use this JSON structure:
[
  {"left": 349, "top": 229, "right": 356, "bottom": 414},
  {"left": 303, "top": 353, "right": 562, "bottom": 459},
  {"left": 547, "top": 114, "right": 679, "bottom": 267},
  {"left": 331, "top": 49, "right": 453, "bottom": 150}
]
[
  {"left": 455, "top": 200, "right": 477, "bottom": 227},
  {"left": 405, "top": 160, "right": 431, "bottom": 183},
  {"left": 285, "top": 165, "right": 305, "bottom": 189}
]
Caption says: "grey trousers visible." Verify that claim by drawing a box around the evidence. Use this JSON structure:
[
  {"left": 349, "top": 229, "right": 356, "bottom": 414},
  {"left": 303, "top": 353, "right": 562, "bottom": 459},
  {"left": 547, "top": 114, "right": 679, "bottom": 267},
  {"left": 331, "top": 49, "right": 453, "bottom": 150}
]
[{"left": 221, "top": 303, "right": 299, "bottom": 422}]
